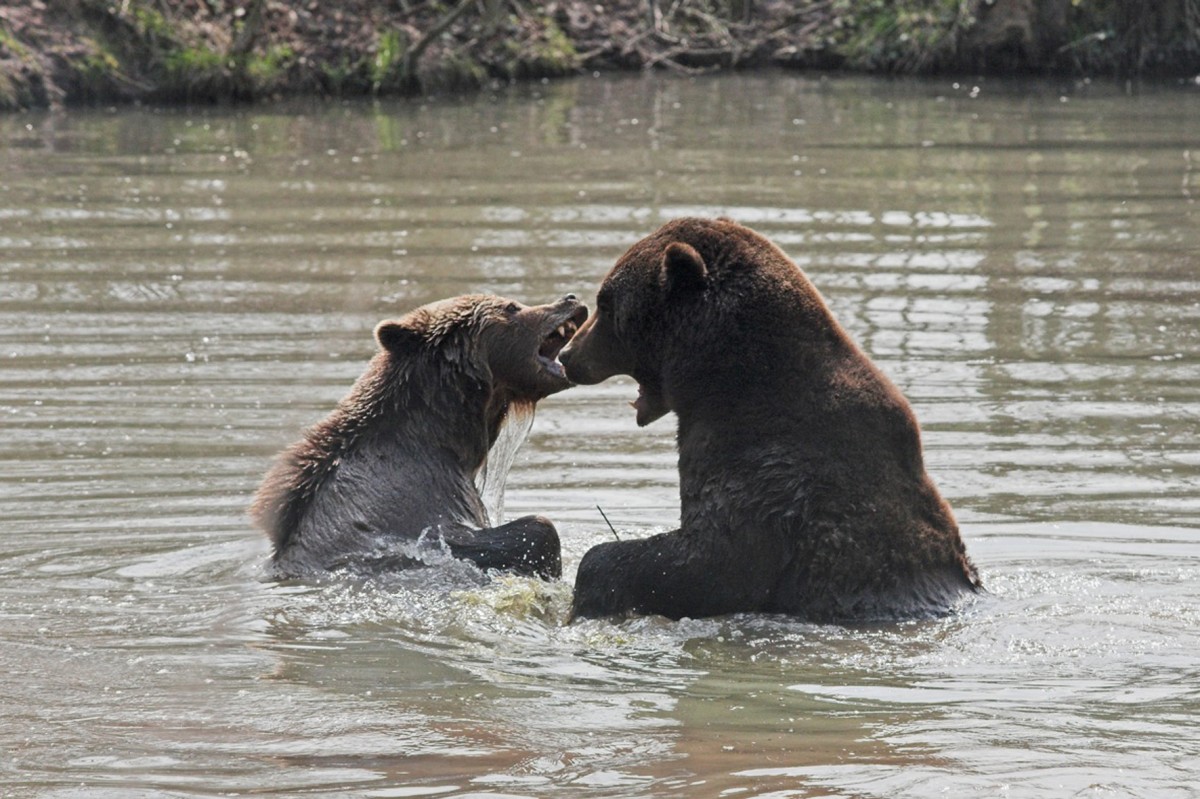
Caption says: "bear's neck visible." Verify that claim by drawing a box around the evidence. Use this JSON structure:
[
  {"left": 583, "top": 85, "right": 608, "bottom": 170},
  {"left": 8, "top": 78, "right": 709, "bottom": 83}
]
[
  {"left": 347, "top": 356, "right": 505, "bottom": 475},
  {"left": 669, "top": 338, "right": 842, "bottom": 439}
]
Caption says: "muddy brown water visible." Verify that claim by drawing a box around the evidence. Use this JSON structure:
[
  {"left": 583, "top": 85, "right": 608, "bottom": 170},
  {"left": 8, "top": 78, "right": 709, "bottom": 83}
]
[{"left": 2, "top": 73, "right": 1198, "bottom": 798}]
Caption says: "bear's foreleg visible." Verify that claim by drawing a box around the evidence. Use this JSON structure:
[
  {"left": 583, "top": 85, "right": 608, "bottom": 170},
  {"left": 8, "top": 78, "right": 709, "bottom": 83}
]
[
  {"left": 443, "top": 515, "right": 562, "bottom": 580},
  {"left": 570, "top": 530, "right": 763, "bottom": 620}
]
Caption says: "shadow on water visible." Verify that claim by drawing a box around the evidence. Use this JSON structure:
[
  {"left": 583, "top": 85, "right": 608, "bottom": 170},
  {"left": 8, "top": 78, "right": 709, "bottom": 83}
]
[{"left": 2, "top": 72, "right": 1199, "bottom": 796}]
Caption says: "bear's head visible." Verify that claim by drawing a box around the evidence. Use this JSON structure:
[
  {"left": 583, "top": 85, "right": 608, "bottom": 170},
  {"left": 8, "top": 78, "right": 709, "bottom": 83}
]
[
  {"left": 556, "top": 245, "right": 697, "bottom": 426},
  {"left": 375, "top": 293, "right": 589, "bottom": 405},
  {"left": 559, "top": 219, "right": 740, "bottom": 426},
  {"left": 560, "top": 217, "right": 835, "bottom": 427}
]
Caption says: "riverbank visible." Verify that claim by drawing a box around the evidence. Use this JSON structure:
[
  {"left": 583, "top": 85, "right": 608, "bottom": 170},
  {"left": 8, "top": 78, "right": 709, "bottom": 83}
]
[{"left": 3, "top": 0, "right": 1199, "bottom": 111}]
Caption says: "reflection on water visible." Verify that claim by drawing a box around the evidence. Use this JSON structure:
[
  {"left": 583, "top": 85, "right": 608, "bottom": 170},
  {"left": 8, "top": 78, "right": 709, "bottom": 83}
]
[{"left": 1, "top": 73, "right": 1198, "bottom": 797}]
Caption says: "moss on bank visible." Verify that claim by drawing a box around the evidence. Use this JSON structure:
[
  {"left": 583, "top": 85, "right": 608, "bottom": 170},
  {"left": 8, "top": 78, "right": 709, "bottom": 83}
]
[
  {"left": 824, "top": 0, "right": 976, "bottom": 73},
  {"left": 2, "top": 0, "right": 1198, "bottom": 111}
]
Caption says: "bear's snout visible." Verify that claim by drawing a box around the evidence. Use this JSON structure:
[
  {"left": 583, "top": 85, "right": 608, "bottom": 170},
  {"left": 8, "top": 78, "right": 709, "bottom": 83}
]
[
  {"left": 560, "top": 312, "right": 629, "bottom": 387},
  {"left": 558, "top": 337, "right": 588, "bottom": 382},
  {"left": 560, "top": 340, "right": 607, "bottom": 386}
]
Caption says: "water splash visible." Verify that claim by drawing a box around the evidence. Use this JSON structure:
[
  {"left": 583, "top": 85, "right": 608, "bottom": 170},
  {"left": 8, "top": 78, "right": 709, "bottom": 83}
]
[
  {"left": 475, "top": 400, "right": 536, "bottom": 526},
  {"left": 452, "top": 573, "right": 574, "bottom": 625}
]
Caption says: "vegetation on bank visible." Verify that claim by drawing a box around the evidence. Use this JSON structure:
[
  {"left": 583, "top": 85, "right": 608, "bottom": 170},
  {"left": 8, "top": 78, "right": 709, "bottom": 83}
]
[{"left": 2, "top": 0, "right": 1198, "bottom": 110}]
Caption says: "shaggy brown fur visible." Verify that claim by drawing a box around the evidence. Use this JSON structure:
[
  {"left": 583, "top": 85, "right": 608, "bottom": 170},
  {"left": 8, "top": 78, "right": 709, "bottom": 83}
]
[
  {"left": 253, "top": 293, "right": 587, "bottom": 580},
  {"left": 561, "top": 218, "right": 980, "bottom": 621}
]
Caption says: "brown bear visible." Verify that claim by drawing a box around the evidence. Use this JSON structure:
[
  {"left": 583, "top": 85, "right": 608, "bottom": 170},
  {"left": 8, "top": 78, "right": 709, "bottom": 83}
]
[
  {"left": 252, "top": 293, "right": 588, "bottom": 581},
  {"left": 560, "top": 218, "right": 981, "bottom": 621}
]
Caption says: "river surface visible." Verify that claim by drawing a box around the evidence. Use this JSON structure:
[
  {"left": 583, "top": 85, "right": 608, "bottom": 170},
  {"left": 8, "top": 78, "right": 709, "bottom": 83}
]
[{"left": 2, "top": 73, "right": 1199, "bottom": 798}]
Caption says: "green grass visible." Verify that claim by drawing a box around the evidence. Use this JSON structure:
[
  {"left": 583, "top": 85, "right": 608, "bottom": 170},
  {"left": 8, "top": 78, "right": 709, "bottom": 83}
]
[
  {"left": 504, "top": 15, "right": 579, "bottom": 78},
  {"left": 372, "top": 29, "right": 405, "bottom": 92},
  {"left": 830, "top": 0, "right": 973, "bottom": 72}
]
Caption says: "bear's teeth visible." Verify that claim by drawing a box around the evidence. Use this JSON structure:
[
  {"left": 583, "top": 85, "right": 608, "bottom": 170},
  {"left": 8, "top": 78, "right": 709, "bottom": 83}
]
[{"left": 555, "top": 324, "right": 567, "bottom": 338}]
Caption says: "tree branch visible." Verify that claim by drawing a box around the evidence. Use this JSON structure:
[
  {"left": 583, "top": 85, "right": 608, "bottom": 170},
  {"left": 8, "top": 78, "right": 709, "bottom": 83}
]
[
  {"left": 401, "top": 0, "right": 475, "bottom": 87},
  {"left": 229, "top": 0, "right": 267, "bottom": 58}
]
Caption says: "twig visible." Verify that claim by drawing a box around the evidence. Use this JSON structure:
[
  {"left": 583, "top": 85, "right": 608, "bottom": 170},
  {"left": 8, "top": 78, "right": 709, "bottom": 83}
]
[
  {"left": 769, "top": 1, "right": 832, "bottom": 35},
  {"left": 644, "top": 42, "right": 725, "bottom": 72},
  {"left": 1056, "top": 30, "right": 1110, "bottom": 54},
  {"left": 661, "top": 0, "right": 686, "bottom": 33},
  {"left": 596, "top": 505, "right": 621, "bottom": 541},
  {"left": 620, "top": 24, "right": 660, "bottom": 55},
  {"left": 678, "top": 5, "right": 736, "bottom": 46}
]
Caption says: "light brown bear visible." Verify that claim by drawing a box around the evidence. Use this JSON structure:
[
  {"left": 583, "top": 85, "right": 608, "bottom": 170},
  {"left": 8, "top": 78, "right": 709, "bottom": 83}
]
[
  {"left": 252, "top": 293, "right": 587, "bottom": 580},
  {"left": 560, "top": 218, "right": 981, "bottom": 621}
]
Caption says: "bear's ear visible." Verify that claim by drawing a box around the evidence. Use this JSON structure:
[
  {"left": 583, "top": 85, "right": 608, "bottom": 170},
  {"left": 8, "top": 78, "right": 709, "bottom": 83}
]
[
  {"left": 661, "top": 242, "right": 708, "bottom": 295},
  {"left": 374, "top": 319, "right": 425, "bottom": 356}
]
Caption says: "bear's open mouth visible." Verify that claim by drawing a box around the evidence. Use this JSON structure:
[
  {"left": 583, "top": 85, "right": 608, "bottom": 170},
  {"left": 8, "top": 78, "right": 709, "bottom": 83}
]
[{"left": 538, "top": 306, "right": 588, "bottom": 378}]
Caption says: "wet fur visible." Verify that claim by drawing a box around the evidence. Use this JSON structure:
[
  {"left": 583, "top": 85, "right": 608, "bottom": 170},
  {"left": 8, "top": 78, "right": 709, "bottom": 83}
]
[
  {"left": 562, "top": 218, "right": 981, "bottom": 621},
  {"left": 253, "top": 295, "right": 582, "bottom": 580}
]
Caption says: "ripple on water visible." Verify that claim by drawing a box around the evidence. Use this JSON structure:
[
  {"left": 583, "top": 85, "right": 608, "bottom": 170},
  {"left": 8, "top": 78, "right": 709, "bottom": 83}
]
[{"left": 2, "top": 75, "right": 1200, "bottom": 797}]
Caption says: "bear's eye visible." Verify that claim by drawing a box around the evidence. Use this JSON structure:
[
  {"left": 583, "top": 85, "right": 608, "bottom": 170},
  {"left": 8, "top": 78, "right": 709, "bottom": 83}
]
[{"left": 504, "top": 302, "right": 520, "bottom": 315}]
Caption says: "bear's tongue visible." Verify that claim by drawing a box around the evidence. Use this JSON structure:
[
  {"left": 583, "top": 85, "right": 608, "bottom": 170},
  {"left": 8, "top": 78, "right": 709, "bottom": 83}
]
[
  {"left": 540, "top": 356, "right": 566, "bottom": 378},
  {"left": 538, "top": 328, "right": 569, "bottom": 378}
]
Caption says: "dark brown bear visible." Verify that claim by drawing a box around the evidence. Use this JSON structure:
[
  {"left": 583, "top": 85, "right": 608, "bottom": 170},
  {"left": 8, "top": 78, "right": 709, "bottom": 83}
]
[
  {"left": 252, "top": 293, "right": 588, "bottom": 580},
  {"left": 560, "top": 218, "right": 980, "bottom": 621}
]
